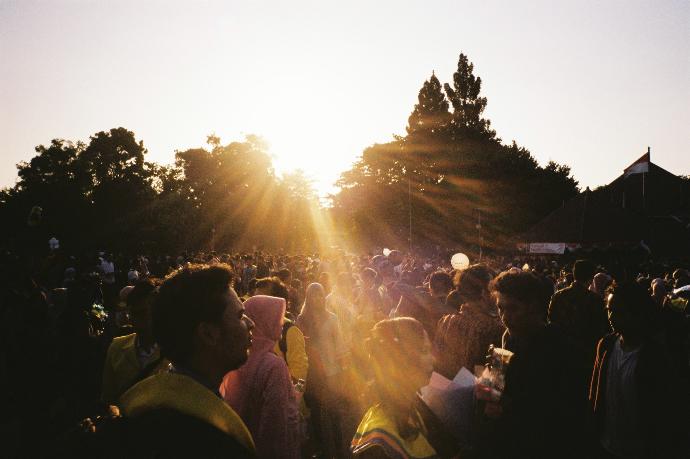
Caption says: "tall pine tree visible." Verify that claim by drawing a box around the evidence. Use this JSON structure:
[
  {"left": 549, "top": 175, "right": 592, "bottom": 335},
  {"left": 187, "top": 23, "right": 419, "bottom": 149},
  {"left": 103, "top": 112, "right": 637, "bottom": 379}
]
[
  {"left": 407, "top": 72, "right": 451, "bottom": 137},
  {"left": 404, "top": 72, "right": 452, "bottom": 183},
  {"left": 444, "top": 54, "right": 496, "bottom": 140}
]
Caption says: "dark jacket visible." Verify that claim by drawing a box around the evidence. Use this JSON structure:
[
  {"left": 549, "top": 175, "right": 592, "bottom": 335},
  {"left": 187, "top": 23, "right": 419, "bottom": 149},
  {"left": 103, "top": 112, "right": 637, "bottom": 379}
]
[
  {"left": 495, "top": 324, "right": 590, "bottom": 459},
  {"left": 549, "top": 282, "right": 610, "bottom": 396},
  {"left": 548, "top": 281, "right": 609, "bottom": 354},
  {"left": 589, "top": 333, "right": 686, "bottom": 458}
]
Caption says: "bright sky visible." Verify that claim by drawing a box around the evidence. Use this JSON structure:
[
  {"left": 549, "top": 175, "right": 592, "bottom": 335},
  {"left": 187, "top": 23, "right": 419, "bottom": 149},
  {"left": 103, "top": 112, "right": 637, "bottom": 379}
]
[{"left": 1, "top": 0, "right": 688, "bottom": 197}]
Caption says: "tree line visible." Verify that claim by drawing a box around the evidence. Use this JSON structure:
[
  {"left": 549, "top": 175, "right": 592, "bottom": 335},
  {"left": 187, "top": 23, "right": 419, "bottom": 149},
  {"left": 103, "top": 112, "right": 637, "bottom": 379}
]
[
  {"left": 1, "top": 52, "right": 579, "bottom": 255},
  {"left": 0, "top": 130, "right": 320, "bottom": 254}
]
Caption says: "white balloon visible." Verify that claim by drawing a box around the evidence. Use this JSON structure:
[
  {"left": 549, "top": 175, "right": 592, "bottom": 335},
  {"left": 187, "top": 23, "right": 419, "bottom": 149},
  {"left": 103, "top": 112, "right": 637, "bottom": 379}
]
[
  {"left": 382, "top": 248, "right": 391, "bottom": 256},
  {"left": 451, "top": 253, "right": 470, "bottom": 270}
]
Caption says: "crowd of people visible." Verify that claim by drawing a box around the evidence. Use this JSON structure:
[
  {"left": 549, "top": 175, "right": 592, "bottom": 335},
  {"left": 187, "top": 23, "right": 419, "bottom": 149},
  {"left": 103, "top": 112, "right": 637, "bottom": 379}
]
[{"left": 0, "top": 245, "right": 688, "bottom": 458}]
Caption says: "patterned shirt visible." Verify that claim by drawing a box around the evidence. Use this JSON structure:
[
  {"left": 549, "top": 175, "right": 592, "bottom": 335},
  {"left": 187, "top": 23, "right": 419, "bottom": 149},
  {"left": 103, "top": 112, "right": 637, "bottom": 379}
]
[{"left": 433, "top": 300, "right": 505, "bottom": 379}]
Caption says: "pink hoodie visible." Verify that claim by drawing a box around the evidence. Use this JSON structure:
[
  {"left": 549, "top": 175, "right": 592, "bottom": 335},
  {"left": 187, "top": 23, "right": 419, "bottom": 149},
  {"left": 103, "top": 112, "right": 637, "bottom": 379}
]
[{"left": 220, "top": 295, "right": 299, "bottom": 459}]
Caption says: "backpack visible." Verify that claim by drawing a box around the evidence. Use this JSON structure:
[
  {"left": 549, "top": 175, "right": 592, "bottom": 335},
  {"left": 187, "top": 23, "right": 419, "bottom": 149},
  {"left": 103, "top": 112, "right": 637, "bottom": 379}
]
[{"left": 278, "top": 319, "right": 295, "bottom": 359}]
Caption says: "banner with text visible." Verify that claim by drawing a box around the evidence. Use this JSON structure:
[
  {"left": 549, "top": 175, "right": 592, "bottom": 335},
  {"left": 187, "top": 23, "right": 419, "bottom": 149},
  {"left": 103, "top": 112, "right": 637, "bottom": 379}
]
[{"left": 528, "top": 242, "right": 566, "bottom": 254}]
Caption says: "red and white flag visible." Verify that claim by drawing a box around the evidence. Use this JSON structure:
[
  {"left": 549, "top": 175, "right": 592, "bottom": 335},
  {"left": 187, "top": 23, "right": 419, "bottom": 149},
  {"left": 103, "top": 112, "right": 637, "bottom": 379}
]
[{"left": 624, "top": 151, "right": 650, "bottom": 177}]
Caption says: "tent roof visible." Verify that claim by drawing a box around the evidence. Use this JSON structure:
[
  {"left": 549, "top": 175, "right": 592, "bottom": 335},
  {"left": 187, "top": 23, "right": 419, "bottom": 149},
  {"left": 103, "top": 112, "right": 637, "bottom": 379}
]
[
  {"left": 520, "top": 190, "right": 646, "bottom": 243},
  {"left": 521, "top": 153, "right": 688, "bottom": 245}
]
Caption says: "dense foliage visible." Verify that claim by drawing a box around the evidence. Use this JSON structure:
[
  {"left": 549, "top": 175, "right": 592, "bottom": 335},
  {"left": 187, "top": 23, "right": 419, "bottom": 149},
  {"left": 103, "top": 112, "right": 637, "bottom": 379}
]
[
  {"left": 0, "top": 129, "right": 320, "bottom": 254},
  {"left": 332, "top": 53, "right": 579, "bottom": 253}
]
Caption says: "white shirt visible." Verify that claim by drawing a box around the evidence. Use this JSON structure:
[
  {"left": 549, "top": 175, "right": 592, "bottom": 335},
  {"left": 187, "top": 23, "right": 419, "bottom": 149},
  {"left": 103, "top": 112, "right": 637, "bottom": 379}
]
[{"left": 601, "top": 337, "right": 642, "bottom": 459}]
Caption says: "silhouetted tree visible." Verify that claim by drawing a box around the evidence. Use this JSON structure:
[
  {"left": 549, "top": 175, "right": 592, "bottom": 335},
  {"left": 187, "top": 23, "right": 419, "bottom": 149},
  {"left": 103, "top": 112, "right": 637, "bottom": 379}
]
[
  {"left": 334, "top": 52, "right": 579, "bottom": 252},
  {"left": 1, "top": 52, "right": 582, "bottom": 256},
  {"left": 444, "top": 53, "right": 496, "bottom": 141},
  {"left": 0, "top": 129, "right": 322, "bottom": 254}
]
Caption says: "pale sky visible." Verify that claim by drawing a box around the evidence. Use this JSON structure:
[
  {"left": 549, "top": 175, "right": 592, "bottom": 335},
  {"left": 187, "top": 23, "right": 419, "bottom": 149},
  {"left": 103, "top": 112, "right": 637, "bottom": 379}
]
[{"left": 1, "top": 0, "right": 688, "bottom": 196}]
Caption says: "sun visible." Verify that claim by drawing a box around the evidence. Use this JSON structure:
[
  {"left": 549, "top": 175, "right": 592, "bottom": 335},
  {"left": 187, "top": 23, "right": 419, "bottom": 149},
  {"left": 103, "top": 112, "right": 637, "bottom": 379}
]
[
  {"left": 266, "top": 134, "right": 341, "bottom": 198},
  {"left": 215, "top": 64, "right": 364, "bottom": 199},
  {"left": 258, "top": 92, "right": 354, "bottom": 198}
]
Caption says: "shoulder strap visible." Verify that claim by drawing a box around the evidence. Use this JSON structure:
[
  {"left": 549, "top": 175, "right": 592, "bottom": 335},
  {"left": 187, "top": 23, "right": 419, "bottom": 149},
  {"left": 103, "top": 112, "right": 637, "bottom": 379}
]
[{"left": 279, "top": 320, "right": 294, "bottom": 357}]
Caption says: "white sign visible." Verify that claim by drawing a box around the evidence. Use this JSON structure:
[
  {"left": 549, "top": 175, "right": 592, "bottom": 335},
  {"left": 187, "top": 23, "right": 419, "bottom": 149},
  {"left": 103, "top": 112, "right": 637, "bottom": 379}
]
[{"left": 528, "top": 243, "right": 566, "bottom": 254}]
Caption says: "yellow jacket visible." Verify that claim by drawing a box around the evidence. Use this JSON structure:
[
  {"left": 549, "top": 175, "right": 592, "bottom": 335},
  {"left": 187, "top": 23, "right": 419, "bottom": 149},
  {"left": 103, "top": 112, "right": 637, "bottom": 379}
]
[
  {"left": 351, "top": 403, "right": 438, "bottom": 459},
  {"left": 101, "top": 333, "right": 166, "bottom": 404},
  {"left": 120, "top": 372, "right": 255, "bottom": 454},
  {"left": 273, "top": 324, "right": 308, "bottom": 382}
]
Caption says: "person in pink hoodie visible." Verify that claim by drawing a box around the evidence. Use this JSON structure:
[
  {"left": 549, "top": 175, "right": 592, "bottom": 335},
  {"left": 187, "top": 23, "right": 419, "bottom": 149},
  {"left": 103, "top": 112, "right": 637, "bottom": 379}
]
[{"left": 221, "top": 295, "right": 300, "bottom": 459}]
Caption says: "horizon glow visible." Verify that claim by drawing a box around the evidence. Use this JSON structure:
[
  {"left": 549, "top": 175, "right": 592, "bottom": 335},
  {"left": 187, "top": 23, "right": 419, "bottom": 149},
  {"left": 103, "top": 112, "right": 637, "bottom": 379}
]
[{"left": 1, "top": 0, "right": 688, "bottom": 197}]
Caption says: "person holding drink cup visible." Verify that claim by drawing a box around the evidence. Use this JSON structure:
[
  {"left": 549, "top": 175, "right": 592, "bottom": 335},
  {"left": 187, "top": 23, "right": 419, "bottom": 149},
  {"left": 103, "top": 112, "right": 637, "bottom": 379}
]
[{"left": 475, "top": 270, "right": 589, "bottom": 459}]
